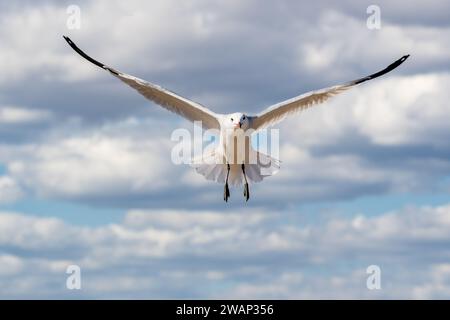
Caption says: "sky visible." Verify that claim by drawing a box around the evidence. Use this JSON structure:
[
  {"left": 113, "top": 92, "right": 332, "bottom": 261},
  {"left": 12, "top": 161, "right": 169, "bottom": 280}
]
[{"left": 0, "top": 0, "right": 450, "bottom": 299}]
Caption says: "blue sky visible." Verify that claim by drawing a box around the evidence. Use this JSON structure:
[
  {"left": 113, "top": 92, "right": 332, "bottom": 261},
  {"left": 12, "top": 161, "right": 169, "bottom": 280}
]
[{"left": 1, "top": 0, "right": 450, "bottom": 299}]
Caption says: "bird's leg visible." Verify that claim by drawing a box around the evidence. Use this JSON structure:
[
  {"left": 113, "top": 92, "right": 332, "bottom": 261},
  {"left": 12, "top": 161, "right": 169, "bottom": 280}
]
[
  {"left": 224, "top": 163, "right": 231, "bottom": 202},
  {"left": 242, "top": 164, "right": 249, "bottom": 202}
]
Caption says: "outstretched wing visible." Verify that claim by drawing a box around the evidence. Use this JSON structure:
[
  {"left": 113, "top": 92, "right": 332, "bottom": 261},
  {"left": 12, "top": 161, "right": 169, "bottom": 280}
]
[
  {"left": 63, "top": 36, "right": 220, "bottom": 129},
  {"left": 251, "top": 55, "right": 410, "bottom": 131}
]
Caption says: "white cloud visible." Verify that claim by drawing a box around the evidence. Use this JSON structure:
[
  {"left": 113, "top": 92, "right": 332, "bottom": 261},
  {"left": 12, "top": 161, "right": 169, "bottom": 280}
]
[
  {"left": 0, "top": 106, "right": 51, "bottom": 124},
  {"left": 298, "top": 10, "right": 450, "bottom": 77},
  {"left": 0, "top": 254, "right": 24, "bottom": 276},
  {"left": 412, "top": 264, "right": 450, "bottom": 299},
  {"left": 1, "top": 204, "right": 450, "bottom": 298},
  {"left": 6, "top": 122, "right": 176, "bottom": 199},
  {"left": 0, "top": 213, "right": 79, "bottom": 250},
  {"left": 0, "top": 176, "right": 22, "bottom": 204},
  {"left": 280, "top": 73, "right": 450, "bottom": 148},
  {"left": 124, "top": 209, "right": 268, "bottom": 229},
  {"left": 352, "top": 74, "right": 450, "bottom": 146},
  {"left": 0, "top": 1, "right": 261, "bottom": 85}
]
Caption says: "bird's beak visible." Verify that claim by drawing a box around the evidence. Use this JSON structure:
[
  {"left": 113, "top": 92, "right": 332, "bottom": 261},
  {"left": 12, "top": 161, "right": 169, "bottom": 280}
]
[{"left": 234, "top": 123, "right": 242, "bottom": 129}]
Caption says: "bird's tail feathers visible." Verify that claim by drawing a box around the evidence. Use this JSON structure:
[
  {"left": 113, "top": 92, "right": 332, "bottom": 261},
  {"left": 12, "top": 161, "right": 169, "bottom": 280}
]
[{"left": 191, "top": 148, "right": 280, "bottom": 186}]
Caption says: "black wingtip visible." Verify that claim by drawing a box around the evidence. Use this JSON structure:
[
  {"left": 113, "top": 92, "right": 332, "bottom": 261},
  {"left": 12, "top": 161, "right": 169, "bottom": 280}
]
[
  {"left": 63, "top": 35, "right": 72, "bottom": 45},
  {"left": 62, "top": 36, "right": 119, "bottom": 75},
  {"left": 351, "top": 54, "right": 410, "bottom": 85}
]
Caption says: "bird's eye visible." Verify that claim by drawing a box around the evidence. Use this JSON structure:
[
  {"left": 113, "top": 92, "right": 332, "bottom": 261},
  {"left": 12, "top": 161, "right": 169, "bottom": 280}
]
[
  {"left": 242, "top": 116, "right": 246, "bottom": 120},
  {"left": 231, "top": 118, "right": 233, "bottom": 121}
]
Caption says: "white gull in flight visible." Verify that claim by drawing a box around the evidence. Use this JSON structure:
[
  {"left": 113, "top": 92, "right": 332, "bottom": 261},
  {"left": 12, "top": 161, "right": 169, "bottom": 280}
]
[{"left": 64, "top": 36, "right": 409, "bottom": 202}]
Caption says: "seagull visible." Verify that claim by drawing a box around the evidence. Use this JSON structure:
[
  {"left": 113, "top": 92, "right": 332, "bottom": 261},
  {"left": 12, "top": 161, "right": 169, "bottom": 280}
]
[{"left": 63, "top": 36, "right": 409, "bottom": 202}]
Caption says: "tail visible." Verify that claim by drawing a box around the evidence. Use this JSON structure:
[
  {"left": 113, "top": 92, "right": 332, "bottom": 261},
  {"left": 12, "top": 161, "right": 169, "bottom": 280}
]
[{"left": 191, "top": 148, "right": 280, "bottom": 186}]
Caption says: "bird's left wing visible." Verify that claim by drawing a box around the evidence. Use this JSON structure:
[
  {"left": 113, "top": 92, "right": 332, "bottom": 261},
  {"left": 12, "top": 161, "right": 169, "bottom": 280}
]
[
  {"left": 63, "top": 36, "right": 220, "bottom": 130},
  {"left": 251, "top": 55, "right": 409, "bottom": 131}
]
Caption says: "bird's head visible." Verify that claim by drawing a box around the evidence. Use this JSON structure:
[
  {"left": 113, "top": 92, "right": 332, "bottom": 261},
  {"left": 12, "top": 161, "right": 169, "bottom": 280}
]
[{"left": 224, "top": 113, "right": 249, "bottom": 131}]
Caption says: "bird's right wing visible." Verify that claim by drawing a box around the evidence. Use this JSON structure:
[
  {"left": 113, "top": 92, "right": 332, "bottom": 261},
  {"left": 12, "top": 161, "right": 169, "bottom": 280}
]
[
  {"left": 251, "top": 55, "right": 410, "bottom": 131},
  {"left": 63, "top": 36, "right": 220, "bottom": 130}
]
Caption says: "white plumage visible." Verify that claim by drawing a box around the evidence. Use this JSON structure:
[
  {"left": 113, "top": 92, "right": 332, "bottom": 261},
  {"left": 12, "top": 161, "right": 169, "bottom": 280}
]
[{"left": 63, "top": 36, "right": 409, "bottom": 201}]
